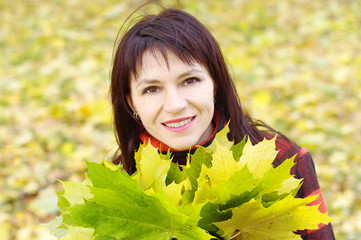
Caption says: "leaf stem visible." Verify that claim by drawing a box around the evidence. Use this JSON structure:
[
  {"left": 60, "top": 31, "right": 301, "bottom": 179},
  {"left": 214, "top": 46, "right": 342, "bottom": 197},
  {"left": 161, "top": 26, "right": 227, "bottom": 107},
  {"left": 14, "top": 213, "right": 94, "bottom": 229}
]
[{"left": 230, "top": 230, "right": 242, "bottom": 239}]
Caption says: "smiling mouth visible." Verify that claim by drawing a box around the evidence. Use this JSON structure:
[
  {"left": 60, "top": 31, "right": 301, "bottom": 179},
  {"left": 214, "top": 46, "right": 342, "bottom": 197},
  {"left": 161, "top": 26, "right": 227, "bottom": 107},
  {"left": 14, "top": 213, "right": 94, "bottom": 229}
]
[{"left": 163, "top": 117, "right": 194, "bottom": 128}]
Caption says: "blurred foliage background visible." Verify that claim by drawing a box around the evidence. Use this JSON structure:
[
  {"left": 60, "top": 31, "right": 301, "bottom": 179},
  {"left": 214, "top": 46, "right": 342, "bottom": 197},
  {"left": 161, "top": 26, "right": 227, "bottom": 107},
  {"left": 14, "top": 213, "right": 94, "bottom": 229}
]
[{"left": 0, "top": 0, "right": 360, "bottom": 239}]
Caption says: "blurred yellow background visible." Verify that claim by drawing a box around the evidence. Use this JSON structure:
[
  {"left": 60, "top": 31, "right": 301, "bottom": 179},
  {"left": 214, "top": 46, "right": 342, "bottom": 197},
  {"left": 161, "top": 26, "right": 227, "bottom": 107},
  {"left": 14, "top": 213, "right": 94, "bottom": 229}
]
[{"left": 0, "top": 0, "right": 360, "bottom": 239}]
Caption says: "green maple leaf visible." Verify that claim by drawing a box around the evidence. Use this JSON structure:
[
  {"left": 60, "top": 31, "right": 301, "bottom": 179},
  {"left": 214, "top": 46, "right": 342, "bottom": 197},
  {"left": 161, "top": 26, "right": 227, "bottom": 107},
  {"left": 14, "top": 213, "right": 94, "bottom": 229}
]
[
  {"left": 166, "top": 161, "right": 186, "bottom": 185},
  {"left": 230, "top": 136, "right": 246, "bottom": 161},
  {"left": 58, "top": 226, "right": 94, "bottom": 240},
  {"left": 212, "top": 166, "right": 261, "bottom": 205},
  {"left": 61, "top": 158, "right": 211, "bottom": 240},
  {"left": 214, "top": 195, "right": 333, "bottom": 240},
  {"left": 182, "top": 146, "right": 212, "bottom": 204},
  {"left": 85, "top": 160, "right": 139, "bottom": 192},
  {"left": 198, "top": 202, "right": 233, "bottom": 233}
]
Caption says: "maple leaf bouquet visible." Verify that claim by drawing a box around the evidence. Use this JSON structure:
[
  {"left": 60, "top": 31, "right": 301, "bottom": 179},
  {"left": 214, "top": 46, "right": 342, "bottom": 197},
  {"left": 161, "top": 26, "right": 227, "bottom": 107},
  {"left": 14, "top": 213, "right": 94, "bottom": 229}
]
[{"left": 49, "top": 125, "right": 332, "bottom": 240}]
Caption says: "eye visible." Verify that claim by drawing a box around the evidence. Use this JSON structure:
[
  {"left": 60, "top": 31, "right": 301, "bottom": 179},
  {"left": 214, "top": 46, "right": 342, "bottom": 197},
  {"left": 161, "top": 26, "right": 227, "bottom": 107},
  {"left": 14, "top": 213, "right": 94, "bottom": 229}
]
[
  {"left": 143, "top": 86, "right": 159, "bottom": 94},
  {"left": 183, "top": 77, "right": 200, "bottom": 86}
]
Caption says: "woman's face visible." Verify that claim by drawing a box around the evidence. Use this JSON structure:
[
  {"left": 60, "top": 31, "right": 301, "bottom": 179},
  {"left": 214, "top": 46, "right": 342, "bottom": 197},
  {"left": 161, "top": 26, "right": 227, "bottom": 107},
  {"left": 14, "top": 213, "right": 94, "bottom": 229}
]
[{"left": 128, "top": 49, "right": 215, "bottom": 150}]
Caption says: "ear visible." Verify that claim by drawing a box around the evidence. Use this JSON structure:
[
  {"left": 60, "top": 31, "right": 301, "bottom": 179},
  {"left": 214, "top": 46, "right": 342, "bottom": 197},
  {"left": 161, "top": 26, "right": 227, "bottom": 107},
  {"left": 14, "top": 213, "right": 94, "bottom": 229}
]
[{"left": 126, "top": 95, "right": 136, "bottom": 113}]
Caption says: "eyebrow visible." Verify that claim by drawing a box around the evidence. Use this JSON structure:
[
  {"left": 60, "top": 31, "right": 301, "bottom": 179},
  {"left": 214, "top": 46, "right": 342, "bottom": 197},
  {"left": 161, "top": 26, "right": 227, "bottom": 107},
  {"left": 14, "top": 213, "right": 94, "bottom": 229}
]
[{"left": 134, "top": 67, "right": 204, "bottom": 89}]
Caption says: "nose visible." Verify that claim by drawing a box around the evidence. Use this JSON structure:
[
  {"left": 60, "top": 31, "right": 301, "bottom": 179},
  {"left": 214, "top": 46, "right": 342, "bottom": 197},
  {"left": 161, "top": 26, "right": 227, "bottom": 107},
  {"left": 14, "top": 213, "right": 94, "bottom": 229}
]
[{"left": 163, "top": 89, "right": 187, "bottom": 113}]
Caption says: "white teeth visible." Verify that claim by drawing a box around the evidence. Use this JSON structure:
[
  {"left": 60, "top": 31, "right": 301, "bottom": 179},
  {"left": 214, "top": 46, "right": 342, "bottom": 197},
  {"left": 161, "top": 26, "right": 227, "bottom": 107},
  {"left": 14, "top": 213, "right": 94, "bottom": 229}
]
[{"left": 164, "top": 118, "right": 192, "bottom": 128}]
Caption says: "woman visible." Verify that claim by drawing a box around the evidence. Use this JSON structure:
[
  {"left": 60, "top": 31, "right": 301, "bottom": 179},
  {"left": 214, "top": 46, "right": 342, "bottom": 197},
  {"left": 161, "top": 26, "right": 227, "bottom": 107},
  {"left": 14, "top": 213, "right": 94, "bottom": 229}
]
[{"left": 110, "top": 8, "right": 334, "bottom": 239}]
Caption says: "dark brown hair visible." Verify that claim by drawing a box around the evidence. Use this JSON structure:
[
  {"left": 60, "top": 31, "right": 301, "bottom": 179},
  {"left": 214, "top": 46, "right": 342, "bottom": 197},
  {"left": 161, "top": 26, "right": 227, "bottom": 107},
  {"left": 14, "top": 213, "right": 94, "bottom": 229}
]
[{"left": 111, "top": 8, "right": 287, "bottom": 174}]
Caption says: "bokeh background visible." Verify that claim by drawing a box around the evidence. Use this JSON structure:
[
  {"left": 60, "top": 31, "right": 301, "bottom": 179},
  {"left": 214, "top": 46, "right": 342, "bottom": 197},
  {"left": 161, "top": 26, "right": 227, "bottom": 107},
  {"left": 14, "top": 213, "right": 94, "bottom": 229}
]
[{"left": 1, "top": 0, "right": 360, "bottom": 239}]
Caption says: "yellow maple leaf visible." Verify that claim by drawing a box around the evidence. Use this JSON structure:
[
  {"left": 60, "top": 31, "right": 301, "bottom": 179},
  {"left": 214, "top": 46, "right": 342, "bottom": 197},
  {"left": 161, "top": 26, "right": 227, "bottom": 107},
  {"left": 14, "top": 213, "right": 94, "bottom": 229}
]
[
  {"left": 238, "top": 137, "right": 278, "bottom": 178},
  {"left": 214, "top": 195, "right": 332, "bottom": 240}
]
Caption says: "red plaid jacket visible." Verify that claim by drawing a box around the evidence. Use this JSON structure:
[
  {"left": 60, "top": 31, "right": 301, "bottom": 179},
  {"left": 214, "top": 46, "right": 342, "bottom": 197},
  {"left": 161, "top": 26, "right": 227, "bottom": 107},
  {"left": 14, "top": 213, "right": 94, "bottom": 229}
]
[{"left": 274, "top": 137, "right": 335, "bottom": 240}]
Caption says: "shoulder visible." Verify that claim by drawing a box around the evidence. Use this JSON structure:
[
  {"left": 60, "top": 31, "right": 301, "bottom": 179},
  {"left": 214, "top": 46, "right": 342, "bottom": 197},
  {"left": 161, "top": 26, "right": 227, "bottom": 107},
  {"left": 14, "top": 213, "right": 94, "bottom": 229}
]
[
  {"left": 273, "top": 136, "right": 320, "bottom": 196},
  {"left": 273, "top": 137, "right": 303, "bottom": 168},
  {"left": 273, "top": 137, "right": 315, "bottom": 178}
]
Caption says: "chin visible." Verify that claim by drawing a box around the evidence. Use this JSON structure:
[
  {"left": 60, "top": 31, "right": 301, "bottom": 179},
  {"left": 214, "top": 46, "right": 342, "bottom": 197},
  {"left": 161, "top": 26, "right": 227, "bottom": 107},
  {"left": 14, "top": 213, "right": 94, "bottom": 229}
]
[
  {"left": 167, "top": 141, "right": 196, "bottom": 151},
  {"left": 169, "top": 145, "right": 192, "bottom": 151}
]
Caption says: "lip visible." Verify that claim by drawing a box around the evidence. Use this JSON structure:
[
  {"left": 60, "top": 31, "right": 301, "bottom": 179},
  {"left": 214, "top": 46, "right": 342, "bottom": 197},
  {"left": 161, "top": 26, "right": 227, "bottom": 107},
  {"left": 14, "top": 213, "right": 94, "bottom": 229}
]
[
  {"left": 162, "top": 116, "right": 195, "bottom": 132},
  {"left": 163, "top": 116, "right": 194, "bottom": 124}
]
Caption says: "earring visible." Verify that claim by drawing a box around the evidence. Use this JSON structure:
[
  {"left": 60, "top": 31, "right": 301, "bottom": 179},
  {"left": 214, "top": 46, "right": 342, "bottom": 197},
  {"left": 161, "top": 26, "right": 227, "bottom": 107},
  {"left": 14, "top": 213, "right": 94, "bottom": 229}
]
[{"left": 133, "top": 112, "right": 140, "bottom": 120}]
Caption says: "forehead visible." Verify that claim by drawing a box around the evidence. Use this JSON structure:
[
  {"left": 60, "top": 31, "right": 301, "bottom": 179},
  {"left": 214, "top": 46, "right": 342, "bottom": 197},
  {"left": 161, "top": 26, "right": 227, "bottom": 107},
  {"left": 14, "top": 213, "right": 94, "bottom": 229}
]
[
  {"left": 132, "top": 49, "right": 201, "bottom": 80},
  {"left": 140, "top": 49, "right": 193, "bottom": 70},
  {"left": 140, "top": 49, "right": 171, "bottom": 71}
]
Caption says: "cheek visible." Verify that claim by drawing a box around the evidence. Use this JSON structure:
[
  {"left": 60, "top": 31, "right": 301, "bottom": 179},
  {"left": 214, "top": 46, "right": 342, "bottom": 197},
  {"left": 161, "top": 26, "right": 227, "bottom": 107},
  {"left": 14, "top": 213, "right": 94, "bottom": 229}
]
[
  {"left": 192, "top": 94, "right": 214, "bottom": 117},
  {"left": 136, "top": 103, "right": 159, "bottom": 125},
  {"left": 131, "top": 94, "right": 148, "bottom": 114},
  {"left": 197, "top": 87, "right": 215, "bottom": 108},
  {"left": 202, "top": 95, "right": 214, "bottom": 109}
]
